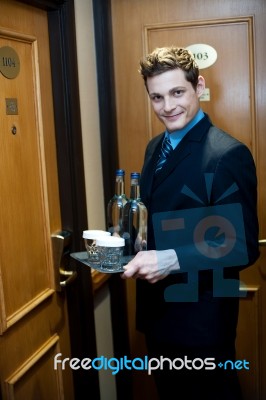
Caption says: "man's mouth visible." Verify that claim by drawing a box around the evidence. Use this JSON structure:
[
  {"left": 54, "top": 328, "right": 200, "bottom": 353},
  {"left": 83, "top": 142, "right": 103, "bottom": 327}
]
[{"left": 163, "top": 112, "right": 183, "bottom": 119}]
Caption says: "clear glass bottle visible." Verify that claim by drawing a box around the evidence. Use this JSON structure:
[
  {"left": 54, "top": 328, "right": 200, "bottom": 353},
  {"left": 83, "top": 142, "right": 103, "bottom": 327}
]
[
  {"left": 107, "top": 169, "right": 128, "bottom": 237},
  {"left": 122, "top": 172, "right": 147, "bottom": 255}
]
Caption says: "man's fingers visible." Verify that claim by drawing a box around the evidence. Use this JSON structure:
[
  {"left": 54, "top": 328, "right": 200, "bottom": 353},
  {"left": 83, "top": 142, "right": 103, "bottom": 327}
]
[{"left": 121, "top": 262, "right": 140, "bottom": 278}]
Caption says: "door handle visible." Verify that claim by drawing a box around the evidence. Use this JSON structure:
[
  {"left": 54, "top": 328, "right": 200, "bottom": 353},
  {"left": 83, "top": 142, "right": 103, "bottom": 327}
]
[
  {"left": 259, "top": 239, "right": 266, "bottom": 247},
  {"left": 51, "top": 230, "right": 77, "bottom": 290}
]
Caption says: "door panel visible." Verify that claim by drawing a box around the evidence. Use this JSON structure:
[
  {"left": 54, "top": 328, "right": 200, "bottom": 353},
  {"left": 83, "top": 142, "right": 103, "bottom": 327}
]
[
  {"left": 145, "top": 18, "right": 255, "bottom": 150},
  {"left": 0, "top": 32, "right": 54, "bottom": 332},
  {"left": 111, "top": 1, "right": 266, "bottom": 399},
  {"left": 0, "top": 1, "right": 74, "bottom": 399}
]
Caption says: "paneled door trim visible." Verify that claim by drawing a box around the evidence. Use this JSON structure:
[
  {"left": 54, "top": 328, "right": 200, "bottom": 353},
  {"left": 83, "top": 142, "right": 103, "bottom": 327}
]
[
  {"left": 0, "top": 28, "right": 55, "bottom": 333},
  {"left": 4, "top": 334, "right": 63, "bottom": 399},
  {"left": 237, "top": 285, "right": 261, "bottom": 397},
  {"left": 143, "top": 16, "right": 257, "bottom": 163},
  {"left": 14, "top": 1, "right": 100, "bottom": 398}
]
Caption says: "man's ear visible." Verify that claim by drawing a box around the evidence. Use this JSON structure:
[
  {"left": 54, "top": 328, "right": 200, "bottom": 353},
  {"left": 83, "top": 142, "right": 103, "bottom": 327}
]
[{"left": 196, "top": 75, "right": 205, "bottom": 97}]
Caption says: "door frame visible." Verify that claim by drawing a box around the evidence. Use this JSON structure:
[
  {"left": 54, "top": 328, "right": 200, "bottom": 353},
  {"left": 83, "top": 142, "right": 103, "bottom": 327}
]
[
  {"left": 19, "top": 0, "right": 132, "bottom": 399},
  {"left": 16, "top": 0, "right": 100, "bottom": 398},
  {"left": 92, "top": 0, "right": 133, "bottom": 399}
]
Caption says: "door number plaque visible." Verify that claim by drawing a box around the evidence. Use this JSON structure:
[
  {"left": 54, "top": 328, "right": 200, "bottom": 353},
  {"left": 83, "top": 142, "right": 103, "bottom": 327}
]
[{"left": 0, "top": 46, "right": 20, "bottom": 79}]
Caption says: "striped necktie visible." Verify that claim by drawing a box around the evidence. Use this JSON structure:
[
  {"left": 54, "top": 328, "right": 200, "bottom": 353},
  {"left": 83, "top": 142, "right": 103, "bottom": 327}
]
[{"left": 155, "top": 137, "right": 173, "bottom": 174}]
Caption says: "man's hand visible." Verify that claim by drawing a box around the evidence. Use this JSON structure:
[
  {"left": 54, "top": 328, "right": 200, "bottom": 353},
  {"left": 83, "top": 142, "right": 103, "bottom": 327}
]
[{"left": 121, "top": 249, "right": 180, "bottom": 283}]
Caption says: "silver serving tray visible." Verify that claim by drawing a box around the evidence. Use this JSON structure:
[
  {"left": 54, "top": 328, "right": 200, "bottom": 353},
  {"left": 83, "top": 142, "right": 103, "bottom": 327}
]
[{"left": 70, "top": 251, "right": 134, "bottom": 274}]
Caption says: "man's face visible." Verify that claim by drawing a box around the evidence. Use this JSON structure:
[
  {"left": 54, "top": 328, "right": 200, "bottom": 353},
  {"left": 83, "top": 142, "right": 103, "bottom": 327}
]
[{"left": 146, "top": 68, "right": 205, "bottom": 132}]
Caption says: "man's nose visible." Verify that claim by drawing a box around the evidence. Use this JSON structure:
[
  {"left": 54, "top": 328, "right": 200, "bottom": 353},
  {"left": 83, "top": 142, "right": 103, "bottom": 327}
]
[{"left": 163, "top": 97, "right": 176, "bottom": 112}]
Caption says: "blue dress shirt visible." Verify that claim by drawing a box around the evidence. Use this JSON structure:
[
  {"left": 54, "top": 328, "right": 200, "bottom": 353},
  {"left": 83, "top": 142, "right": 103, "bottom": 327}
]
[{"left": 165, "top": 109, "right": 205, "bottom": 149}]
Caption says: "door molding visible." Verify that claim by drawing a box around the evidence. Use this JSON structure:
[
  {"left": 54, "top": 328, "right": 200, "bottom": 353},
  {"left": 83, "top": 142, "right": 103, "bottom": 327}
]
[
  {"left": 143, "top": 16, "right": 257, "bottom": 153},
  {"left": 16, "top": 1, "right": 100, "bottom": 398},
  {"left": 92, "top": 1, "right": 132, "bottom": 399}
]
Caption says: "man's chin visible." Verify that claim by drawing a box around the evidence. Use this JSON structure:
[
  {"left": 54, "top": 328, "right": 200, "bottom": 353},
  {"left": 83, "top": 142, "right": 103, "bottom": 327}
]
[
  {"left": 166, "top": 123, "right": 185, "bottom": 132},
  {"left": 162, "top": 116, "right": 186, "bottom": 132}
]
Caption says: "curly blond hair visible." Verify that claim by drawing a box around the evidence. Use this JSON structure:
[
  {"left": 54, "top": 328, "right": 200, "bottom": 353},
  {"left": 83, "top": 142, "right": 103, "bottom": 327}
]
[{"left": 139, "top": 46, "right": 199, "bottom": 90}]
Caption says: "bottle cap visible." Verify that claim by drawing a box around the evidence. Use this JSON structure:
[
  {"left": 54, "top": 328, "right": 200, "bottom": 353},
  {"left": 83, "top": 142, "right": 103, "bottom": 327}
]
[
  {"left": 116, "top": 169, "right": 125, "bottom": 176},
  {"left": 96, "top": 236, "right": 125, "bottom": 247},
  {"left": 131, "top": 172, "right": 140, "bottom": 179},
  {"left": 83, "top": 230, "right": 111, "bottom": 239}
]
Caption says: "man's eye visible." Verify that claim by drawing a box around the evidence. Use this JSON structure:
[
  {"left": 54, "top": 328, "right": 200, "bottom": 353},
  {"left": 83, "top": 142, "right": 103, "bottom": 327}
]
[
  {"left": 174, "top": 90, "right": 184, "bottom": 96},
  {"left": 151, "top": 95, "right": 161, "bottom": 101}
]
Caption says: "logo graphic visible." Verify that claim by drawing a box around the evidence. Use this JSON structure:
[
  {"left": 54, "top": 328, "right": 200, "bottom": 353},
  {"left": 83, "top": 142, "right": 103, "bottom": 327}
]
[
  {"left": 54, "top": 353, "right": 250, "bottom": 374},
  {"left": 153, "top": 173, "right": 248, "bottom": 301}
]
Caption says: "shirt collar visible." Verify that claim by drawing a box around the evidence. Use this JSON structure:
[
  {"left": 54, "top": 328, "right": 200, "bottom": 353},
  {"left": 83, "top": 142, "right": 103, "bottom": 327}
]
[{"left": 165, "top": 109, "right": 205, "bottom": 149}]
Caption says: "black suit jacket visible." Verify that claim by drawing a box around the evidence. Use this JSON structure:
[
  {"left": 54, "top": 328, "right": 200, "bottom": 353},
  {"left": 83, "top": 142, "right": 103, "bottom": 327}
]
[{"left": 137, "top": 114, "right": 259, "bottom": 351}]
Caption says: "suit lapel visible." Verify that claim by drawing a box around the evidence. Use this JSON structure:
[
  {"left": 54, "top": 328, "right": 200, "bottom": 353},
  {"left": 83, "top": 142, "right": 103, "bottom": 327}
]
[
  {"left": 140, "top": 134, "right": 163, "bottom": 204},
  {"left": 140, "top": 114, "right": 213, "bottom": 203},
  {"left": 152, "top": 137, "right": 191, "bottom": 190}
]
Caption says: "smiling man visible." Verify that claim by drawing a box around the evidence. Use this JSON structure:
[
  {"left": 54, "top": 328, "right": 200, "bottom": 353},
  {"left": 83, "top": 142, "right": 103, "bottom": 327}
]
[
  {"left": 148, "top": 68, "right": 205, "bottom": 132},
  {"left": 122, "top": 47, "right": 259, "bottom": 399}
]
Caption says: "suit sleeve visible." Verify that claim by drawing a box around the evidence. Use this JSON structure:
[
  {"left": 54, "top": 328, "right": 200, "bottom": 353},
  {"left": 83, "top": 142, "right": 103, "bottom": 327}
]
[
  {"left": 212, "top": 142, "right": 259, "bottom": 267},
  {"left": 175, "top": 142, "right": 259, "bottom": 272}
]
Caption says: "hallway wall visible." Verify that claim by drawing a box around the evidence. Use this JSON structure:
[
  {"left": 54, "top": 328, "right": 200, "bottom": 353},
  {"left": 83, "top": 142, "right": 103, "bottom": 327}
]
[{"left": 74, "top": 1, "right": 116, "bottom": 399}]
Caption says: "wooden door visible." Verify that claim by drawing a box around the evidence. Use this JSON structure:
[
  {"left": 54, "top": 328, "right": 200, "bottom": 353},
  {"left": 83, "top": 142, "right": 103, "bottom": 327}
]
[
  {"left": 111, "top": 1, "right": 266, "bottom": 399},
  {"left": 0, "top": 1, "right": 74, "bottom": 398}
]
